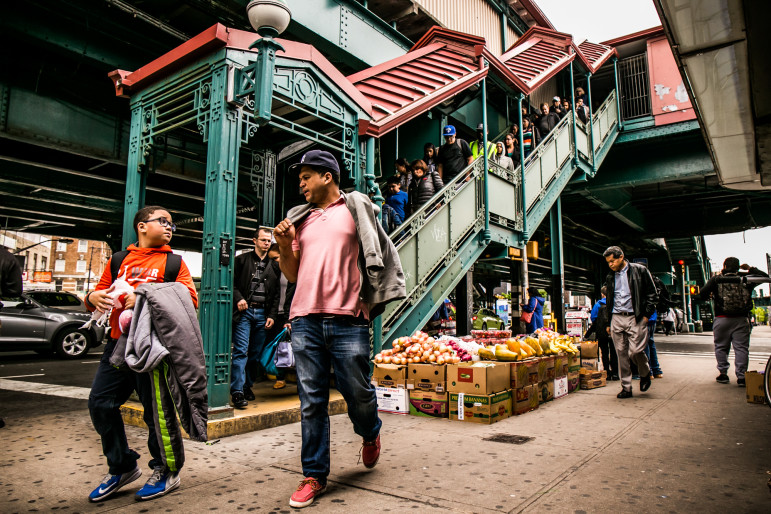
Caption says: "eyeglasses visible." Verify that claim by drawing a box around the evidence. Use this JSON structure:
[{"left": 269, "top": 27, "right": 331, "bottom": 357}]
[{"left": 144, "top": 217, "right": 177, "bottom": 232}]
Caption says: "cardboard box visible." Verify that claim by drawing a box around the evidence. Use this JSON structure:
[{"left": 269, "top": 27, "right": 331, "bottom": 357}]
[
  {"left": 567, "top": 371, "right": 580, "bottom": 393},
  {"left": 553, "top": 353, "right": 569, "bottom": 377},
  {"left": 580, "top": 358, "right": 602, "bottom": 371},
  {"left": 537, "top": 380, "right": 554, "bottom": 403},
  {"left": 449, "top": 390, "right": 511, "bottom": 424},
  {"left": 745, "top": 371, "right": 767, "bottom": 405},
  {"left": 580, "top": 341, "right": 599, "bottom": 358},
  {"left": 447, "top": 362, "right": 510, "bottom": 395},
  {"left": 579, "top": 369, "right": 607, "bottom": 381},
  {"left": 510, "top": 358, "right": 539, "bottom": 389},
  {"left": 409, "top": 390, "right": 449, "bottom": 418},
  {"left": 372, "top": 364, "right": 408, "bottom": 388},
  {"left": 376, "top": 387, "right": 409, "bottom": 414},
  {"left": 567, "top": 354, "right": 581, "bottom": 373},
  {"left": 580, "top": 377, "right": 606, "bottom": 390},
  {"left": 537, "top": 356, "right": 554, "bottom": 383},
  {"left": 554, "top": 376, "right": 568, "bottom": 399},
  {"left": 407, "top": 363, "right": 446, "bottom": 392},
  {"left": 513, "top": 385, "right": 539, "bottom": 415}
]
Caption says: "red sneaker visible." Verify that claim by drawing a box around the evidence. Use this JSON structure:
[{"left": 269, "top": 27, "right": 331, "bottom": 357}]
[
  {"left": 289, "top": 477, "right": 326, "bottom": 508},
  {"left": 361, "top": 435, "right": 381, "bottom": 469}
]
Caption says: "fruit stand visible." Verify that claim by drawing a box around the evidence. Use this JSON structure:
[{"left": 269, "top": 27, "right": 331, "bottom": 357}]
[{"left": 372, "top": 329, "right": 606, "bottom": 424}]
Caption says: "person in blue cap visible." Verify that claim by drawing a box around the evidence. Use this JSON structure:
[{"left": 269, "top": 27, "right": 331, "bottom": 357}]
[{"left": 436, "top": 125, "right": 472, "bottom": 183}]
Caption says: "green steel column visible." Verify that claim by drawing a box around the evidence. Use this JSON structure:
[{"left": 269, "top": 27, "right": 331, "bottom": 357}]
[
  {"left": 549, "top": 197, "right": 565, "bottom": 332},
  {"left": 122, "top": 104, "right": 146, "bottom": 247},
  {"left": 586, "top": 72, "right": 595, "bottom": 171},
  {"left": 685, "top": 266, "right": 692, "bottom": 324},
  {"left": 613, "top": 57, "right": 623, "bottom": 129},
  {"left": 517, "top": 93, "right": 528, "bottom": 240},
  {"left": 500, "top": 11, "right": 507, "bottom": 53},
  {"left": 569, "top": 62, "right": 578, "bottom": 165},
  {"left": 365, "top": 136, "right": 384, "bottom": 357},
  {"left": 482, "top": 78, "right": 491, "bottom": 243},
  {"left": 199, "top": 64, "right": 241, "bottom": 415}
]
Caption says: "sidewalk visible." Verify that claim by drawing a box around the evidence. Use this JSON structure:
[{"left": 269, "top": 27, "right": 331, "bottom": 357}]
[{"left": 2, "top": 350, "right": 770, "bottom": 512}]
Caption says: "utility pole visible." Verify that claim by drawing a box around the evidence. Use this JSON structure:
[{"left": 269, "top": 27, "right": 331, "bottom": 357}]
[{"left": 86, "top": 245, "right": 97, "bottom": 292}]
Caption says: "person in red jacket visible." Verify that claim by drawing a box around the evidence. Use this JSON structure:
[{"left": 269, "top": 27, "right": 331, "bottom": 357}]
[{"left": 85, "top": 206, "right": 197, "bottom": 503}]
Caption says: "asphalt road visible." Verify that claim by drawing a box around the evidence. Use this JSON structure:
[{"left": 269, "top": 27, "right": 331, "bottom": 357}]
[{"left": 0, "top": 344, "right": 106, "bottom": 389}]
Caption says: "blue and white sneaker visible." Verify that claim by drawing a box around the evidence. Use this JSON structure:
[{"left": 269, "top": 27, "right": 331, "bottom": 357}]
[
  {"left": 88, "top": 467, "right": 142, "bottom": 502},
  {"left": 135, "top": 467, "right": 180, "bottom": 501}
]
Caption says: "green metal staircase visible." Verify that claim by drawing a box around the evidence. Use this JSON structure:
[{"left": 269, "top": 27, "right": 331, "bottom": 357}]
[{"left": 379, "top": 90, "right": 620, "bottom": 346}]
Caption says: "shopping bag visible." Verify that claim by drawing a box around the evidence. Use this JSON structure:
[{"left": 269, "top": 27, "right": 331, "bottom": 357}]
[
  {"left": 260, "top": 328, "right": 288, "bottom": 377},
  {"left": 274, "top": 329, "right": 295, "bottom": 369}
]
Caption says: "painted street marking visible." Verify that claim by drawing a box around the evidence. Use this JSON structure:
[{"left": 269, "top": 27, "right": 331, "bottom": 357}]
[
  {"left": 0, "top": 374, "right": 45, "bottom": 379},
  {"left": 0, "top": 378, "right": 91, "bottom": 400}
]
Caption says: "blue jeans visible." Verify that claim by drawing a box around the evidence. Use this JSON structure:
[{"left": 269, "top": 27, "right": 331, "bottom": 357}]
[
  {"left": 291, "top": 315, "right": 381, "bottom": 484},
  {"left": 231, "top": 307, "right": 267, "bottom": 393},
  {"left": 644, "top": 320, "right": 663, "bottom": 375}
]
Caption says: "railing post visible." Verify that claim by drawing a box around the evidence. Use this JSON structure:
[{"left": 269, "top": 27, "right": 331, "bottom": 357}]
[
  {"left": 517, "top": 93, "right": 528, "bottom": 240},
  {"left": 482, "top": 77, "right": 491, "bottom": 243},
  {"left": 365, "top": 135, "right": 384, "bottom": 357},
  {"left": 613, "top": 57, "right": 623, "bottom": 130},
  {"left": 587, "top": 72, "right": 596, "bottom": 172},
  {"left": 569, "top": 61, "right": 578, "bottom": 166}
]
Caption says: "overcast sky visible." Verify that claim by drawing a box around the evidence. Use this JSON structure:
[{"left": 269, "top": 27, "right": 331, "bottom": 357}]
[{"left": 537, "top": 0, "right": 662, "bottom": 44}]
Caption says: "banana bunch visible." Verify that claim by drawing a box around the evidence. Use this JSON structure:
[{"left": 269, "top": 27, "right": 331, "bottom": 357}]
[{"left": 552, "top": 339, "right": 579, "bottom": 355}]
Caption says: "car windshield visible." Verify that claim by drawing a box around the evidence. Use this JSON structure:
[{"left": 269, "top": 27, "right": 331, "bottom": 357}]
[{"left": 26, "top": 292, "right": 83, "bottom": 309}]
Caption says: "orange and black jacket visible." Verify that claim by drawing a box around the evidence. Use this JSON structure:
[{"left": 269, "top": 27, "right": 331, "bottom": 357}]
[{"left": 86, "top": 244, "right": 198, "bottom": 340}]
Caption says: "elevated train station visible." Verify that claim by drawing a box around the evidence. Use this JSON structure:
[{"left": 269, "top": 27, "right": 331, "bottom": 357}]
[{"left": 1, "top": 0, "right": 769, "bottom": 413}]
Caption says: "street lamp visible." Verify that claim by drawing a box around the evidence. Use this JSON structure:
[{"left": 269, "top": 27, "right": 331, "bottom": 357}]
[
  {"left": 245, "top": 0, "right": 292, "bottom": 126},
  {"left": 13, "top": 238, "right": 73, "bottom": 254}
]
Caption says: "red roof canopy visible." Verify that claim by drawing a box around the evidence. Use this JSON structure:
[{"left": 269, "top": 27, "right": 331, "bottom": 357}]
[
  {"left": 574, "top": 40, "right": 617, "bottom": 74},
  {"left": 499, "top": 26, "right": 575, "bottom": 95},
  {"left": 351, "top": 27, "right": 487, "bottom": 137}
]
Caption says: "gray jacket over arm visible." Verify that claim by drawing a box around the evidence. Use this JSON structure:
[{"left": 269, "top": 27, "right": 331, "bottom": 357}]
[
  {"left": 287, "top": 190, "right": 406, "bottom": 318},
  {"left": 111, "top": 282, "right": 209, "bottom": 442}
]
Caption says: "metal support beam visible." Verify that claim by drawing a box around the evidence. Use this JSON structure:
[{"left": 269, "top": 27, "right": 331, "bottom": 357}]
[
  {"left": 122, "top": 105, "right": 146, "bottom": 247},
  {"left": 199, "top": 65, "right": 240, "bottom": 416},
  {"left": 517, "top": 94, "right": 528, "bottom": 241},
  {"left": 612, "top": 57, "right": 623, "bottom": 130},
  {"left": 455, "top": 271, "right": 474, "bottom": 336},
  {"left": 569, "top": 61, "right": 579, "bottom": 165},
  {"left": 550, "top": 197, "right": 565, "bottom": 332},
  {"left": 482, "top": 78, "right": 491, "bottom": 243},
  {"left": 586, "top": 72, "right": 596, "bottom": 172},
  {"left": 365, "top": 135, "right": 384, "bottom": 357}
]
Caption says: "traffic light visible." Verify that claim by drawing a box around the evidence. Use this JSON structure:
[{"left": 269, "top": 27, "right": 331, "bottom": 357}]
[
  {"left": 689, "top": 285, "right": 700, "bottom": 295},
  {"left": 678, "top": 260, "right": 684, "bottom": 265}
]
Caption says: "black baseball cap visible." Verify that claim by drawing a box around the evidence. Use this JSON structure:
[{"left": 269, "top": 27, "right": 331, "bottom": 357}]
[{"left": 288, "top": 149, "right": 340, "bottom": 174}]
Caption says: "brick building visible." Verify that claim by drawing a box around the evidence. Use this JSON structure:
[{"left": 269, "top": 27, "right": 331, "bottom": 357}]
[
  {"left": 0, "top": 232, "right": 111, "bottom": 296},
  {"left": 48, "top": 239, "right": 111, "bottom": 295}
]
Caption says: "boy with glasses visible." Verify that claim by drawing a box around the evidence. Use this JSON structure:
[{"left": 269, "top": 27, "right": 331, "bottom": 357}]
[{"left": 85, "top": 206, "right": 198, "bottom": 502}]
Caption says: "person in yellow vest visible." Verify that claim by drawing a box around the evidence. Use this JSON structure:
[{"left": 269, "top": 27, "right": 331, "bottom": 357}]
[{"left": 469, "top": 123, "right": 496, "bottom": 161}]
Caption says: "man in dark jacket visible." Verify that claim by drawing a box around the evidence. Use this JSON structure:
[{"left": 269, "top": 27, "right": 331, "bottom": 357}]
[
  {"left": 699, "top": 257, "right": 769, "bottom": 386},
  {"left": 0, "top": 246, "right": 23, "bottom": 298},
  {"left": 536, "top": 103, "right": 560, "bottom": 137},
  {"left": 585, "top": 287, "right": 618, "bottom": 380},
  {"left": 231, "top": 228, "right": 281, "bottom": 408},
  {"left": 603, "top": 246, "right": 658, "bottom": 398}
]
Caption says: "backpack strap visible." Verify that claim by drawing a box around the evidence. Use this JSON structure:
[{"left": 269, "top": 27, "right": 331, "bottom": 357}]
[
  {"left": 109, "top": 250, "right": 130, "bottom": 284},
  {"left": 164, "top": 253, "right": 182, "bottom": 283}
]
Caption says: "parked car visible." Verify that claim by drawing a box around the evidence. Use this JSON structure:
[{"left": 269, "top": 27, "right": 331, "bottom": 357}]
[
  {"left": 0, "top": 290, "right": 105, "bottom": 359},
  {"left": 472, "top": 308, "right": 505, "bottom": 330}
]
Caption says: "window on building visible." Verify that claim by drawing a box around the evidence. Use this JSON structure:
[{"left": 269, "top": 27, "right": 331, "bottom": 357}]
[
  {"left": 76, "top": 279, "right": 85, "bottom": 291},
  {"left": 57, "top": 241, "right": 68, "bottom": 252},
  {"left": 41, "top": 256, "right": 47, "bottom": 270},
  {"left": 78, "top": 240, "right": 88, "bottom": 253},
  {"left": 55, "top": 259, "right": 66, "bottom": 272},
  {"left": 55, "top": 279, "right": 63, "bottom": 292},
  {"left": 76, "top": 260, "right": 87, "bottom": 273}
]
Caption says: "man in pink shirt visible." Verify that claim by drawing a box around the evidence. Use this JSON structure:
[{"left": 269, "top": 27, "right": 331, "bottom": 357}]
[{"left": 274, "top": 150, "right": 382, "bottom": 509}]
